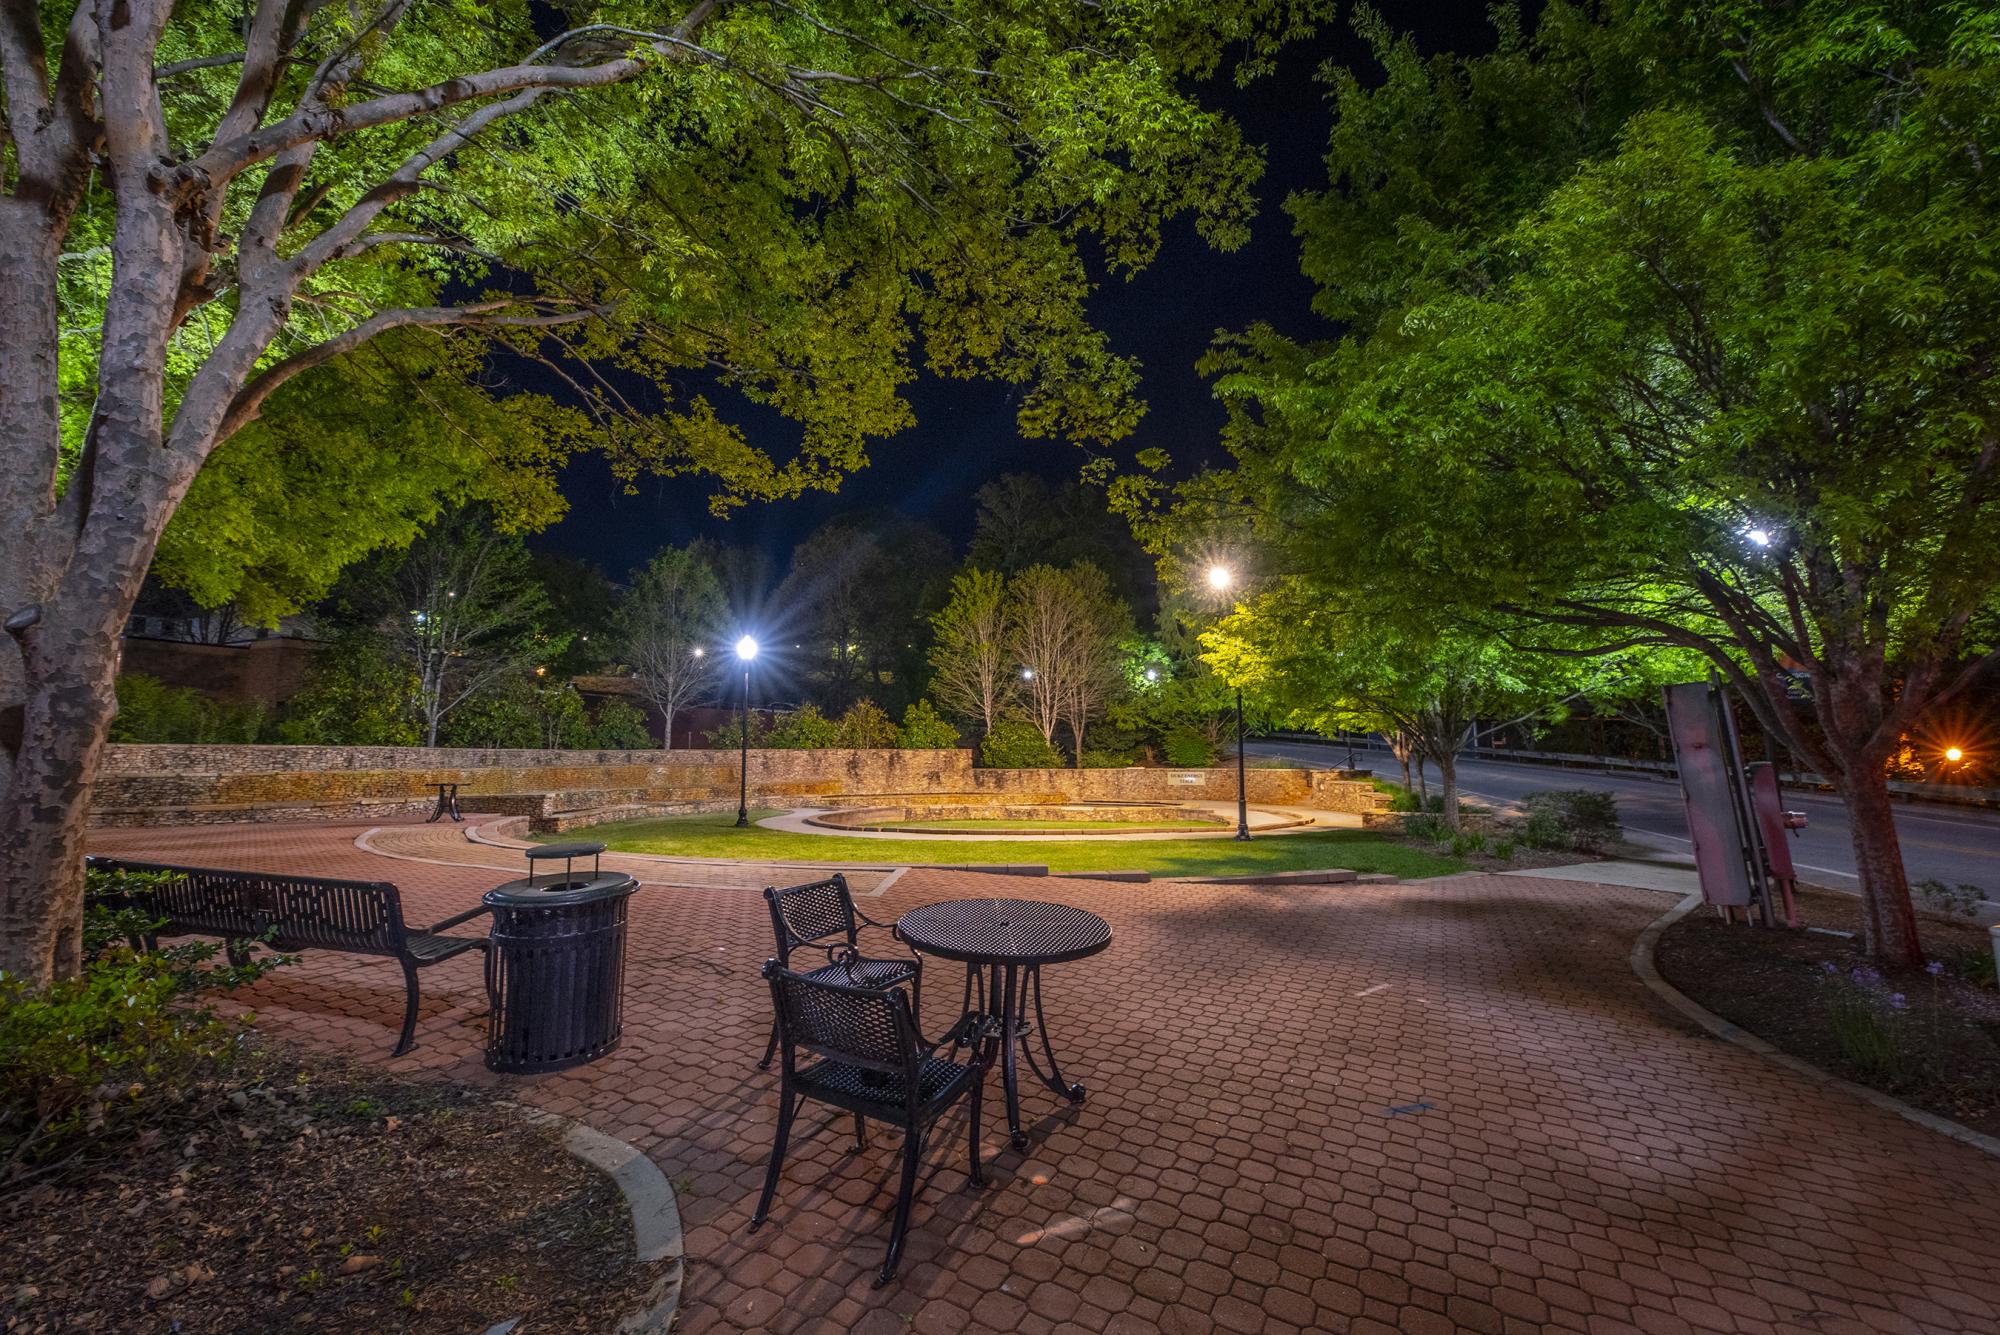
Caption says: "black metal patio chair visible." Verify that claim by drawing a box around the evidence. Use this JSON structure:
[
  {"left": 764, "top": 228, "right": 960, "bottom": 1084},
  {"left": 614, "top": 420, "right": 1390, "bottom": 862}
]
[
  {"left": 752, "top": 961, "right": 991, "bottom": 1285},
  {"left": 758, "top": 874, "right": 921, "bottom": 1069}
]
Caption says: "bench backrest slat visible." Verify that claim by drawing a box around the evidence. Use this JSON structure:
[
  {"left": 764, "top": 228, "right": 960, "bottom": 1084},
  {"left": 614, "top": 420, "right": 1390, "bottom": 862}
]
[{"left": 88, "top": 857, "right": 408, "bottom": 956}]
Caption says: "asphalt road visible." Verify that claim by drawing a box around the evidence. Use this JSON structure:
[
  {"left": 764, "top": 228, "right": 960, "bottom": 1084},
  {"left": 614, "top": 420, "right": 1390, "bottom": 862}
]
[{"left": 1249, "top": 739, "right": 2000, "bottom": 894}]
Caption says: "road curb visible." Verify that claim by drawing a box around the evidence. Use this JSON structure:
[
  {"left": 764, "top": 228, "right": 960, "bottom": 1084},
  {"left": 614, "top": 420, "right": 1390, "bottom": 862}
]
[
  {"left": 512, "top": 1106, "right": 684, "bottom": 1333},
  {"left": 1633, "top": 892, "right": 2000, "bottom": 1162}
]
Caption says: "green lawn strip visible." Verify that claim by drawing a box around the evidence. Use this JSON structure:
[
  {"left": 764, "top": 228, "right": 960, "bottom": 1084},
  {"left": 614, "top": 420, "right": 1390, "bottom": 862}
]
[
  {"left": 544, "top": 811, "right": 1464, "bottom": 879},
  {"left": 874, "top": 817, "right": 1221, "bottom": 833}
]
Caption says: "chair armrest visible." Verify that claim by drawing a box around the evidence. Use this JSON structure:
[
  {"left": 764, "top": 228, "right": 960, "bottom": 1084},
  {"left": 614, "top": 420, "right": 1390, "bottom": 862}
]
[
  {"left": 854, "top": 903, "right": 896, "bottom": 932},
  {"left": 425, "top": 903, "right": 492, "bottom": 934}
]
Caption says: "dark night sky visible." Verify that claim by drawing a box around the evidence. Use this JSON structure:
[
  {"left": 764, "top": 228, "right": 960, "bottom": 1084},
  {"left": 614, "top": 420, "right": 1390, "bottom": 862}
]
[{"left": 529, "top": 3, "right": 1505, "bottom": 584}]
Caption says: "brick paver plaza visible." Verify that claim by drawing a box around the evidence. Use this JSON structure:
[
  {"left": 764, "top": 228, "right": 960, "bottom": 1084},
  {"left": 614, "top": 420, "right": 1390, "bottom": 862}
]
[{"left": 91, "top": 818, "right": 2000, "bottom": 1334}]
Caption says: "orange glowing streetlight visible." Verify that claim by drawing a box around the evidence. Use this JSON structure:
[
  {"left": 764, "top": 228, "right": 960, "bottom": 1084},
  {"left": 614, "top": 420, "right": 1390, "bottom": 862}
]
[{"left": 1945, "top": 746, "right": 1964, "bottom": 763}]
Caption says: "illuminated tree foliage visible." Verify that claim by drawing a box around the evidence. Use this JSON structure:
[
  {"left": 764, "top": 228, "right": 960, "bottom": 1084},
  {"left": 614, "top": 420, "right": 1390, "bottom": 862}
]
[
  {"left": 1, "top": 0, "right": 1318, "bottom": 983},
  {"left": 1128, "top": 1, "right": 2000, "bottom": 965}
]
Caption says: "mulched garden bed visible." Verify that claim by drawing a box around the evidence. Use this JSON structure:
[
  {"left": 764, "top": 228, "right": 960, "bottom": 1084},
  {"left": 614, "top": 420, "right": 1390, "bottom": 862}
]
[
  {"left": 1, "top": 1047, "right": 669, "bottom": 1334},
  {"left": 1658, "top": 885, "right": 2000, "bottom": 1139}
]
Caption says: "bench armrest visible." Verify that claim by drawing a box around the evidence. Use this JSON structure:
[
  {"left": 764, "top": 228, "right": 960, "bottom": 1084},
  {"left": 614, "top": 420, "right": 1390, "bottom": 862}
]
[{"left": 426, "top": 903, "right": 492, "bottom": 934}]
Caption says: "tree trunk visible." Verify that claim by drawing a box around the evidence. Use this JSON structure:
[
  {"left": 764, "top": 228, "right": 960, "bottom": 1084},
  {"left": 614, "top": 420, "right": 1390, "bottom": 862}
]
[
  {"left": 661, "top": 704, "right": 675, "bottom": 750},
  {"left": 1838, "top": 767, "right": 1924, "bottom": 969},
  {"left": 1436, "top": 751, "right": 1460, "bottom": 832}
]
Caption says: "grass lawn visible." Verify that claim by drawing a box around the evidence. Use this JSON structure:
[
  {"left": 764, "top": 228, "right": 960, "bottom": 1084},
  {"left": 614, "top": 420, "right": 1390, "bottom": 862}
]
[
  {"left": 547, "top": 810, "right": 1465, "bottom": 880},
  {"left": 863, "top": 817, "right": 1222, "bottom": 833}
]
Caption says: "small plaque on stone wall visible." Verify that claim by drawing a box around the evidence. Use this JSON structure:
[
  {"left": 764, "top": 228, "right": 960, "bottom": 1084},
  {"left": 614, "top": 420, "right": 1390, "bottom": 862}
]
[{"left": 1168, "top": 771, "right": 1205, "bottom": 786}]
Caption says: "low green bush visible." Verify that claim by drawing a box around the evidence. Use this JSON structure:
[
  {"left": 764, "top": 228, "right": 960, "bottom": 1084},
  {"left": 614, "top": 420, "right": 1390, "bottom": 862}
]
[
  {"left": 835, "top": 699, "right": 898, "bottom": 748},
  {"left": 589, "top": 699, "right": 654, "bottom": 749},
  {"left": 1078, "top": 748, "right": 1134, "bottom": 768},
  {"left": 1400, "top": 812, "right": 1449, "bottom": 843},
  {"left": 979, "top": 721, "right": 1064, "bottom": 768},
  {"left": 896, "top": 700, "right": 962, "bottom": 749},
  {"left": 766, "top": 704, "right": 840, "bottom": 749},
  {"left": 2, "top": 868, "right": 286, "bottom": 1185},
  {"left": 110, "top": 675, "right": 265, "bottom": 744},
  {"left": 1518, "top": 789, "right": 1621, "bottom": 851},
  {"left": 1162, "top": 728, "right": 1214, "bottom": 767}
]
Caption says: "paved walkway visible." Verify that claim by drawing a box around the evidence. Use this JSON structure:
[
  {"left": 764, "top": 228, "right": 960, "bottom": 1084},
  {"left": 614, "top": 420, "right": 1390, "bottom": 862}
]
[
  {"left": 758, "top": 802, "right": 1357, "bottom": 841},
  {"left": 89, "top": 818, "right": 2000, "bottom": 1334}
]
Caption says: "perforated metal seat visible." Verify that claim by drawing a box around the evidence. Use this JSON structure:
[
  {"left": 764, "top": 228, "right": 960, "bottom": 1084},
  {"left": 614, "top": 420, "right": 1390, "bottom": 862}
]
[
  {"left": 759, "top": 875, "right": 920, "bottom": 1069},
  {"left": 753, "top": 962, "right": 991, "bottom": 1286},
  {"left": 797, "top": 1053, "right": 973, "bottom": 1108},
  {"left": 87, "top": 856, "right": 491, "bottom": 1057}
]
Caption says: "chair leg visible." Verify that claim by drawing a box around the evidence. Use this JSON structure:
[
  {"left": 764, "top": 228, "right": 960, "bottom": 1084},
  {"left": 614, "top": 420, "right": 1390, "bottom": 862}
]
[
  {"left": 967, "top": 1072, "right": 987, "bottom": 1189},
  {"left": 758, "top": 1018, "right": 779, "bottom": 1070},
  {"left": 877, "top": 1130, "right": 923, "bottom": 1287},
  {"left": 854, "top": 1113, "right": 869, "bottom": 1151},
  {"left": 751, "top": 1088, "right": 797, "bottom": 1231},
  {"left": 393, "top": 960, "right": 421, "bottom": 1058}
]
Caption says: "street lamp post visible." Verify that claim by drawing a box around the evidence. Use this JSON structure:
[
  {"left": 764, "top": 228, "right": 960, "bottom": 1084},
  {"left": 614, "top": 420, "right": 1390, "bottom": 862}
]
[
  {"left": 1208, "top": 564, "right": 1251, "bottom": 841},
  {"left": 734, "top": 635, "right": 759, "bottom": 827}
]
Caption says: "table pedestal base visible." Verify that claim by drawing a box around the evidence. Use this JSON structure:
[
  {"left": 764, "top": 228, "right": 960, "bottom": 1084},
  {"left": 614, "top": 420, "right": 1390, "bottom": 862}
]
[{"left": 965, "top": 961, "right": 1087, "bottom": 1149}]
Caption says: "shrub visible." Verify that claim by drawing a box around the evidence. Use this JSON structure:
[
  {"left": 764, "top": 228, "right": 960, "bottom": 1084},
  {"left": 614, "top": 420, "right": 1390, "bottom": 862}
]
[
  {"left": 1817, "top": 962, "right": 1927, "bottom": 1086},
  {"left": 590, "top": 699, "right": 654, "bottom": 749},
  {"left": 979, "top": 720, "right": 1064, "bottom": 768},
  {"left": 705, "top": 713, "right": 772, "bottom": 748},
  {"left": 1916, "top": 879, "right": 1986, "bottom": 921},
  {"left": 2, "top": 868, "right": 286, "bottom": 1183},
  {"left": 1162, "top": 728, "right": 1214, "bottom": 767},
  {"left": 1518, "top": 789, "right": 1621, "bottom": 851},
  {"left": 1078, "top": 748, "right": 1133, "bottom": 768},
  {"left": 110, "top": 675, "right": 265, "bottom": 744},
  {"left": 896, "top": 700, "right": 961, "bottom": 749},
  {"left": 765, "top": 704, "right": 839, "bottom": 749},
  {"left": 1400, "top": 812, "right": 1449, "bottom": 843},
  {"left": 1449, "top": 832, "right": 1487, "bottom": 857},
  {"left": 273, "top": 640, "right": 419, "bottom": 745},
  {"left": 835, "top": 699, "right": 898, "bottom": 748},
  {"left": 1490, "top": 839, "right": 1516, "bottom": 860}
]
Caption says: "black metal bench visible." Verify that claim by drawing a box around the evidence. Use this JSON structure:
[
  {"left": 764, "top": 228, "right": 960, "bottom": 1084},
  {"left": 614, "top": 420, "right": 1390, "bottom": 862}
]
[{"left": 87, "top": 856, "right": 491, "bottom": 1057}]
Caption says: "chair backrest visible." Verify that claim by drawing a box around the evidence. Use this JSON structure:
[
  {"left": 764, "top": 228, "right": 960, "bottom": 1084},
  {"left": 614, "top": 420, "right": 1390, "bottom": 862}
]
[
  {"left": 763, "top": 874, "right": 858, "bottom": 964},
  {"left": 763, "top": 960, "right": 919, "bottom": 1085},
  {"left": 86, "top": 856, "right": 406, "bottom": 955}
]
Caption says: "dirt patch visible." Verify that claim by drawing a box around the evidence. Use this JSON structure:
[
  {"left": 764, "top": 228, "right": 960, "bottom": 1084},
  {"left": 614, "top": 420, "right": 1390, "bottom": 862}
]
[
  {"left": 1658, "top": 885, "right": 2000, "bottom": 1139},
  {"left": 1, "top": 1047, "right": 666, "bottom": 1334}
]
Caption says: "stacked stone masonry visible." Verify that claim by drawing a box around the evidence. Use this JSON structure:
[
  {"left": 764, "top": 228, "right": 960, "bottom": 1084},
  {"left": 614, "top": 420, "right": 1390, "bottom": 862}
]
[{"left": 91, "top": 745, "right": 1389, "bottom": 827}]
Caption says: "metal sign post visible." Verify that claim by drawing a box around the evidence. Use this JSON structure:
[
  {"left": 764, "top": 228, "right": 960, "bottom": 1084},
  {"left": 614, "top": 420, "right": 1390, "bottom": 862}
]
[{"left": 1663, "top": 674, "right": 1807, "bottom": 927}]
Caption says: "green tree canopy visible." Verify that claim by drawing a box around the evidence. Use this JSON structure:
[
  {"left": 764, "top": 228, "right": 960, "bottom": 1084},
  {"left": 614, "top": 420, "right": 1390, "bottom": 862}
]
[{"left": 1129, "top": 0, "right": 2000, "bottom": 965}]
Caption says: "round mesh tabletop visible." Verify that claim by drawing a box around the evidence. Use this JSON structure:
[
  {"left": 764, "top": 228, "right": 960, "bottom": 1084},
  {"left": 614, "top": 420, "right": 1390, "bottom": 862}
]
[{"left": 895, "top": 898, "right": 1112, "bottom": 966}]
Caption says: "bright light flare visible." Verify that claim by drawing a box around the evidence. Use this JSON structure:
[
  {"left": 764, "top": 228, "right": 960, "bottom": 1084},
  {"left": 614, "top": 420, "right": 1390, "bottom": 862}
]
[
  {"left": 1945, "top": 746, "right": 1964, "bottom": 763},
  {"left": 1207, "top": 563, "right": 1233, "bottom": 591},
  {"left": 1746, "top": 528, "right": 1772, "bottom": 547},
  {"left": 735, "top": 635, "right": 759, "bottom": 662}
]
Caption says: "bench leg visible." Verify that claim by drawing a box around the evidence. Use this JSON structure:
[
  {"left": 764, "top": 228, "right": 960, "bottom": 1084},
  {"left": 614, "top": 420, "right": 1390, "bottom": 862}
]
[
  {"left": 394, "top": 960, "right": 421, "bottom": 1057},
  {"left": 759, "top": 1018, "right": 779, "bottom": 1070}
]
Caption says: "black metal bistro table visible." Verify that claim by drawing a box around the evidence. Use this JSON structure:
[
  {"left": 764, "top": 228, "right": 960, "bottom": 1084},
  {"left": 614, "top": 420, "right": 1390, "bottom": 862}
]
[{"left": 894, "top": 898, "right": 1111, "bottom": 1148}]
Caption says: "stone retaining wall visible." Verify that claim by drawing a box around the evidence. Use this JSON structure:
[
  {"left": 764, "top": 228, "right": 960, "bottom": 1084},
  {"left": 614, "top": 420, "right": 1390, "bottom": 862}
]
[{"left": 90, "top": 744, "right": 1387, "bottom": 826}]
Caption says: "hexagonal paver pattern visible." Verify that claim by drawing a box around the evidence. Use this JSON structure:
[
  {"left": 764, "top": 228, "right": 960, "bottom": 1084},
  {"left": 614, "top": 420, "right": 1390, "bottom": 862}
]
[{"left": 91, "top": 817, "right": 2000, "bottom": 1333}]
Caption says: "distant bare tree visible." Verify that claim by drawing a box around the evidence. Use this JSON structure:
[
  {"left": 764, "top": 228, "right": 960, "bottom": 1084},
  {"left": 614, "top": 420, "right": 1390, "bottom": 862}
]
[
  {"left": 621, "top": 547, "right": 725, "bottom": 749},
  {"left": 1007, "top": 563, "right": 1130, "bottom": 765},
  {"left": 389, "top": 517, "right": 556, "bottom": 747}
]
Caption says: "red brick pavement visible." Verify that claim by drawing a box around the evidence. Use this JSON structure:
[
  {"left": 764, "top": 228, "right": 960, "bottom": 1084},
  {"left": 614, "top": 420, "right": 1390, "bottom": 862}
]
[{"left": 89, "top": 818, "right": 2000, "bottom": 1334}]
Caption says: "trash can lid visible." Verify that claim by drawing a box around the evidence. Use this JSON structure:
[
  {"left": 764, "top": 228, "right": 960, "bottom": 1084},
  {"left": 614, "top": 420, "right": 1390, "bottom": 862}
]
[
  {"left": 525, "top": 841, "right": 607, "bottom": 861},
  {"left": 484, "top": 871, "right": 638, "bottom": 909}
]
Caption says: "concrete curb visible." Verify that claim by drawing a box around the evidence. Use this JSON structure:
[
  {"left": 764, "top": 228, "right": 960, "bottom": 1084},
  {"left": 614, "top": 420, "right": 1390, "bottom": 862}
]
[
  {"left": 513, "top": 1107, "right": 685, "bottom": 1333},
  {"left": 1633, "top": 892, "right": 2000, "bottom": 1162}
]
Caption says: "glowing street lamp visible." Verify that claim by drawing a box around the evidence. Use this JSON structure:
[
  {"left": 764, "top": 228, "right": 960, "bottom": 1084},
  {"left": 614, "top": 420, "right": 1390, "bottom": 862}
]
[
  {"left": 1207, "top": 563, "right": 1250, "bottom": 841},
  {"left": 734, "top": 636, "right": 759, "bottom": 826},
  {"left": 1946, "top": 746, "right": 1965, "bottom": 763}
]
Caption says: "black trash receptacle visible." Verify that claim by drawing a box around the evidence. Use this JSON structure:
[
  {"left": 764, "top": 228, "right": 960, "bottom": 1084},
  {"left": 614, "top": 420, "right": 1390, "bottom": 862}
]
[{"left": 483, "top": 865, "right": 638, "bottom": 1074}]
